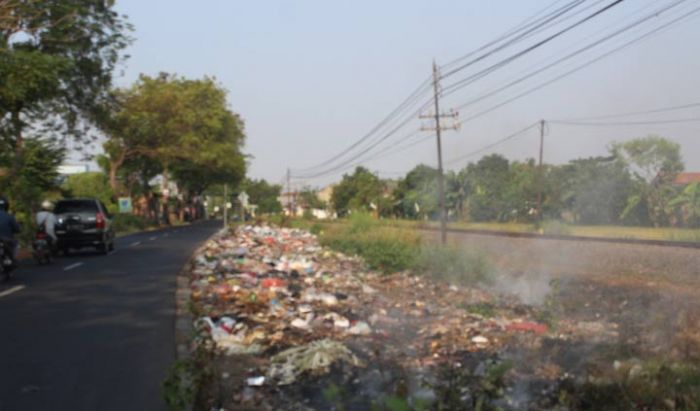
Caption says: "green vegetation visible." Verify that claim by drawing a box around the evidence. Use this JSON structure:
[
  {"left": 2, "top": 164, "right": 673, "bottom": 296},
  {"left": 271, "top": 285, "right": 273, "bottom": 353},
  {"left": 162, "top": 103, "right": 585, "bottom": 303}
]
[
  {"left": 0, "top": 0, "right": 130, "bottom": 225},
  {"left": 318, "top": 214, "right": 492, "bottom": 285},
  {"left": 331, "top": 167, "right": 390, "bottom": 217},
  {"left": 556, "top": 361, "right": 700, "bottom": 410},
  {"left": 242, "top": 178, "right": 282, "bottom": 214},
  {"left": 325, "top": 136, "right": 698, "bottom": 236},
  {"left": 461, "top": 302, "right": 496, "bottom": 318}
]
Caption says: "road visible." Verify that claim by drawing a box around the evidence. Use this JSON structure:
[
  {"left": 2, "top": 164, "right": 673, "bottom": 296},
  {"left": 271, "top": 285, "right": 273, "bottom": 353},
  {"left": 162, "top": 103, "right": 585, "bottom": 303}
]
[{"left": 0, "top": 220, "right": 221, "bottom": 411}]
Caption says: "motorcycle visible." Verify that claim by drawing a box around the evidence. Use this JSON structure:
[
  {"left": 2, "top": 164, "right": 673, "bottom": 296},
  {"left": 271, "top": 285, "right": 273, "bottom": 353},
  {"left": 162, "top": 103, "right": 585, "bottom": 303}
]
[
  {"left": 0, "top": 239, "right": 16, "bottom": 282},
  {"left": 32, "top": 231, "right": 53, "bottom": 265}
]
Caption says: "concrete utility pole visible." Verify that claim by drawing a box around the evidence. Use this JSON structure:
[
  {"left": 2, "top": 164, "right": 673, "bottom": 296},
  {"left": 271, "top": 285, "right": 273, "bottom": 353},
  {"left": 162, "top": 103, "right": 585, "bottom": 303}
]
[
  {"left": 223, "top": 183, "right": 228, "bottom": 228},
  {"left": 420, "top": 60, "right": 459, "bottom": 245},
  {"left": 286, "top": 168, "right": 292, "bottom": 216},
  {"left": 537, "top": 119, "right": 546, "bottom": 220}
]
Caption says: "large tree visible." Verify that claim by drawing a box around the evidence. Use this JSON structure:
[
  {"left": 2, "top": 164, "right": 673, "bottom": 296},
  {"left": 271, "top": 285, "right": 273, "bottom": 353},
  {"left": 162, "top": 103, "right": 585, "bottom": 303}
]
[
  {"left": 101, "top": 74, "right": 247, "bottom": 222},
  {"left": 331, "top": 167, "right": 385, "bottom": 217},
  {"left": 0, "top": 0, "right": 130, "bottom": 219},
  {"left": 0, "top": 0, "right": 130, "bottom": 170},
  {"left": 613, "top": 136, "right": 684, "bottom": 226},
  {"left": 242, "top": 178, "right": 282, "bottom": 214}
]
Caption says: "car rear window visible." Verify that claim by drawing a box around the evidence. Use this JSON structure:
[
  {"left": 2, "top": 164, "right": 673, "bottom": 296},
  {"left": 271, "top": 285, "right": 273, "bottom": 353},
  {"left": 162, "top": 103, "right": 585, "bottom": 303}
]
[{"left": 55, "top": 200, "right": 98, "bottom": 214}]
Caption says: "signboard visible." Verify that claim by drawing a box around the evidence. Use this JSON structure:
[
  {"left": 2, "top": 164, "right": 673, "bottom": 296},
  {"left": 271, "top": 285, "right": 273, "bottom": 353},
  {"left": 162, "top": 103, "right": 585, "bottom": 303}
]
[
  {"left": 118, "top": 197, "right": 133, "bottom": 214},
  {"left": 237, "top": 191, "right": 249, "bottom": 207}
]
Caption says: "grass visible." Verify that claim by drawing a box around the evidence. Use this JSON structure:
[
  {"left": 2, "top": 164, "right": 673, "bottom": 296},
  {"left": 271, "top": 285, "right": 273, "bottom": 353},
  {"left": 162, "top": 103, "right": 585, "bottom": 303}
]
[
  {"left": 317, "top": 217, "right": 700, "bottom": 243},
  {"left": 318, "top": 213, "right": 493, "bottom": 286}
]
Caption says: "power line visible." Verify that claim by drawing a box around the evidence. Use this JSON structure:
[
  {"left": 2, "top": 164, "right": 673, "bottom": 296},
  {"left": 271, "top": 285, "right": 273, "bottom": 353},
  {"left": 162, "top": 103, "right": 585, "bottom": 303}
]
[
  {"left": 290, "top": 1, "right": 592, "bottom": 179},
  {"left": 445, "top": 123, "right": 540, "bottom": 166},
  {"left": 551, "top": 117, "right": 700, "bottom": 126},
  {"left": 441, "top": 0, "right": 572, "bottom": 69},
  {"left": 291, "top": 77, "right": 432, "bottom": 174},
  {"left": 557, "top": 102, "right": 700, "bottom": 121},
  {"left": 440, "top": 0, "right": 625, "bottom": 92},
  {"left": 452, "top": 3, "right": 700, "bottom": 125},
  {"left": 441, "top": 0, "right": 588, "bottom": 77},
  {"left": 449, "top": 0, "right": 689, "bottom": 113}
]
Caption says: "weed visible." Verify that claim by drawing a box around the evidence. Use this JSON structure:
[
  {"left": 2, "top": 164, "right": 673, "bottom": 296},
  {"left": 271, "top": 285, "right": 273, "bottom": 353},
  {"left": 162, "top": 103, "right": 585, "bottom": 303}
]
[
  {"left": 534, "top": 279, "right": 561, "bottom": 329},
  {"left": 415, "top": 245, "right": 493, "bottom": 286},
  {"left": 554, "top": 361, "right": 700, "bottom": 410},
  {"left": 426, "top": 357, "right": 512, "bottom": 411},
  {"left": 461, "top": 302, "right": 496, "bottom": 318}
]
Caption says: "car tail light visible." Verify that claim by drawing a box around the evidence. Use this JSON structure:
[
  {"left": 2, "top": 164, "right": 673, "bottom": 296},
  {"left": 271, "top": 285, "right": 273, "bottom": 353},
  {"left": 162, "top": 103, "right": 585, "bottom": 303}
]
[
  {"left": 36, "top": 232, "right": 47, "bottom": 240},
  {"left": 96, "top": 212, "right": 105, "bottom": 229}
]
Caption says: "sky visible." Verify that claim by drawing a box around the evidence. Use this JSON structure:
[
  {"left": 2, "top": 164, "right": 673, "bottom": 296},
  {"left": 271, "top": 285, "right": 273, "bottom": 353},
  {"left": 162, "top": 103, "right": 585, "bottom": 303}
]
[{"left": 108, "top": 0, "right": 700, "bottom": 188}]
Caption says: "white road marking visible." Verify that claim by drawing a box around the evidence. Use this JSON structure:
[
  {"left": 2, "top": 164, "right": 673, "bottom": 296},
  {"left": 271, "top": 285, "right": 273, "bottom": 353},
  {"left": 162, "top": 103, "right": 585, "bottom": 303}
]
[
  {"left": 0, "top": 285, "right": 25, "bottom": 298},
  {"left": 63, "top": 262, "right": 83, "bottom": 271},
  {"left": 149, "top": 236, "right": 157, "bottom": 241},
  {"left": 130, "top": 241, "right": 141, "bottom": 247}
]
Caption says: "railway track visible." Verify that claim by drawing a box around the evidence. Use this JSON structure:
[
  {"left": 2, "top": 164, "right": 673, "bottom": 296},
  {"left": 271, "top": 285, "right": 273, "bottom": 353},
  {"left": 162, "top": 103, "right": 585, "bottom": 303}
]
[{"left": 411, "top": 224, "right": 700, "bottom": 250}]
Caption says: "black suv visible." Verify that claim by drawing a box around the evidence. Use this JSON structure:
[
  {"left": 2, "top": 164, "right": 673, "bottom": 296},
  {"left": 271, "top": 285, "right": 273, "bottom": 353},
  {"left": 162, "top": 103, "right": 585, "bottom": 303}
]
[{"left": 54, "top": 199, "right": 115, "bottom": 254}]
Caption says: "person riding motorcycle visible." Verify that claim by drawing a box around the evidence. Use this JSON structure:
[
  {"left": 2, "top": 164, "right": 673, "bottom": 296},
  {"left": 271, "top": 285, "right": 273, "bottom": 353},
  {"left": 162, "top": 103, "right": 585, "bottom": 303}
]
[
  {"left": 36, "top": 200, "right": 58, "bottom": 248},
  {"left": 0, "top": 196, "right": 21, "bottom": 265}
]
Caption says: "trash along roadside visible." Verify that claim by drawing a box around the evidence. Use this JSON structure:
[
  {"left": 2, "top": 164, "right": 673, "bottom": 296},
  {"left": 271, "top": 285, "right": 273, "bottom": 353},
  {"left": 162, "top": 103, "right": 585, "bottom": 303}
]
[{"left": 175, "top": 225, "right": 700, "bottom": 411}]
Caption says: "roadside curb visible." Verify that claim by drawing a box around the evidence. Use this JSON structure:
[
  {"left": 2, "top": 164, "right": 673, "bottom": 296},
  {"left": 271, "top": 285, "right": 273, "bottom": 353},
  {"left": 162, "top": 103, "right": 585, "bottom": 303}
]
[{"left": 174, "top": 227, "right": 223, "bottom": 361}]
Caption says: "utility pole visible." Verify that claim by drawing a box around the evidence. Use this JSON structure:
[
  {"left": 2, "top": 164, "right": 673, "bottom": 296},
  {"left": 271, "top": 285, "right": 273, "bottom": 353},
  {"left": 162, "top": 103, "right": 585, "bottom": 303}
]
[
  {"left": 536, "top": 119, "right": 546, "bottom": 221},
  {"left": 223, "top": 183, "right": 228, "bottom": 228},
  {"left": 287, "top": 168, "right": 292, "bottom": 216},
  {"left": 420, "top": 60, "right": 459, "bottom": 245}
]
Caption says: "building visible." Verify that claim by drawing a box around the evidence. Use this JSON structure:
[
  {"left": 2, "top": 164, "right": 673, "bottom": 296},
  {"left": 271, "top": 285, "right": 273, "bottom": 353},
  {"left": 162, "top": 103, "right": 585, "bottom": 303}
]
[{"left": 673, "top": 172, "right": 700, "bottom": 186}]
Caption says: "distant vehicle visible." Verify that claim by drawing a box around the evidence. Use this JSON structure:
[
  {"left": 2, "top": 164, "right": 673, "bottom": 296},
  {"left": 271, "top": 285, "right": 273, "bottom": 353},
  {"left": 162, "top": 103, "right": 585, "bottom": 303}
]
[
  {"left": 54, "top": 199, "right": 115, "bottom": 255},
  {"left": 0, "top": 239, "right": 16, "bottom": 281},
  {"left": 32, "top": 230, "right": 53, "bottom": 265}
]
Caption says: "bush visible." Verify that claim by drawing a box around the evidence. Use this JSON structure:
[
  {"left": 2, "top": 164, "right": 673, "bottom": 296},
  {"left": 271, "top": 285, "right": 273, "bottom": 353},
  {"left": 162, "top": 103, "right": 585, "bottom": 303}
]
[
  {"left": 321, "top": 222, "right": 419, "bottom": 274},
  {"left": 112, "top": 214, "right": 150, "bottom": 234},
  {"left": 415, "top": 245, "right": 493, "bottom": 286},
  {"left": 320, "top": 216, "right": 493, "bottom": 285},
  {"left": 540, "top": 219, "right": 572, "bottom": 235}
]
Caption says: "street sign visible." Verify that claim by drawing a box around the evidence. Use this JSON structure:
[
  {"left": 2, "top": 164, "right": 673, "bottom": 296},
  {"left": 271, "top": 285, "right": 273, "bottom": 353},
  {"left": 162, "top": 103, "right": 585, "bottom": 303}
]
[
  {"left": 238, "top": 191, "right": 249, "bottom": 207},
  {"left": 118, "top": 197, "right": 133, "bottom": 213}
]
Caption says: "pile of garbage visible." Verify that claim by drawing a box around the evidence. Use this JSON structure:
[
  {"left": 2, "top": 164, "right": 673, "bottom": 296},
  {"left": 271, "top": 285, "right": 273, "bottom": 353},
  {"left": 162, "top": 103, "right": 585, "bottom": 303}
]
[{"left": 188, "top": 225, "right": 584, "bottom": 405}]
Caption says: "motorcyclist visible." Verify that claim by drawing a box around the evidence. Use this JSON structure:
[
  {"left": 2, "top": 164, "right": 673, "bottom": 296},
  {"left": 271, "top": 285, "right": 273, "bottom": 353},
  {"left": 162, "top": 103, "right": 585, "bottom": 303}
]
[
  {"left": 36, "top": 200, "right": 57, "bottom": 248},
  {"left": 0, "top": 196, "right": 21, "bottom": 264}
]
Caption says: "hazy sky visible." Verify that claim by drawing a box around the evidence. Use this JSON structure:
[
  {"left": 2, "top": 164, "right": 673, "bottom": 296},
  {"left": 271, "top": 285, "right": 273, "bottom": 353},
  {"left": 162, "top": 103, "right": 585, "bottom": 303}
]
[{"left": 111, "top": 0, "right": 700, "bottom": 187}]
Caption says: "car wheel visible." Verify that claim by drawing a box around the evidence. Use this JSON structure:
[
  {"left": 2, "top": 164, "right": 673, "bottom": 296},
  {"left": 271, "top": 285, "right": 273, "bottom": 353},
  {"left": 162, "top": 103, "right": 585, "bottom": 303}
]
[
  {"left": 108, "top": 242, "right": 115, "bottom": 252},
  {"left": 97, "top": 243, "right": 108, "bottom": 255}
]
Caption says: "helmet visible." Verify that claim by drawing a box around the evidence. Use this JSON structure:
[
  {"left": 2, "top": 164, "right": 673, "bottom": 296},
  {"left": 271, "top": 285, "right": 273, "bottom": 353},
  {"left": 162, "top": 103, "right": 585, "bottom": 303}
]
[
  {"left": 0, "top": 196, "right": 8, "bottom": 212},
  {"left": 41, "top": 200, "right": 53, "bottom": 211}
]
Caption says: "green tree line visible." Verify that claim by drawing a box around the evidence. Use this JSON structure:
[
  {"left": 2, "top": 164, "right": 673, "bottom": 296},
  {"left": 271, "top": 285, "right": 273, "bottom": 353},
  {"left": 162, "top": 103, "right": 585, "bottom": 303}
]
[{"left": 330, "top": 136, "right": 698, "bottom": 228}]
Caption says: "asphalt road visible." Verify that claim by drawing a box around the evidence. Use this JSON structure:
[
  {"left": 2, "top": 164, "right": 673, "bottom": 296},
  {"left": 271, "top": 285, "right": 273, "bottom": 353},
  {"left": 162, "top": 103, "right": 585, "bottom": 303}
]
[{"left": 0, "top": 220, "right": 221, "bottom": 411}]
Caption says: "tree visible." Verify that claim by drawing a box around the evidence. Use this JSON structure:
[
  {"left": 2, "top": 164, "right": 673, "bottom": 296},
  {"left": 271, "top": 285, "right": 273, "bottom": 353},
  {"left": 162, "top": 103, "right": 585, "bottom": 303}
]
[
  {"left": 298, "top": 187, "right": 326, "bottom": 210},
  {"left": 0, "top": 0, "right": 130, "bottom": 172},
  {"left": 613, "top": 136, "right": 684, "bottom": 226},
  {"left": 669, "top": 182, "right": 700, "bottom": 227},
  {"left": 62, "top": 172, "right": 116, "bottom": 214},
  {"left": 463, "top": 154, "right": 512, "bottom": 221},
  {"left": 393, "top": 164, "right": 440, "bottom": 219},
  {"left": 242, "top": 179, "right": 282, "bottom": 214},
  {"left": 101, "top": 74, "right": 247, "bottom": 222},
  {"left": 559, "top": 156, "right": 635, "bottom": 225},
  {"left": 0, "top": 0, "right": 130, "bottom": 221},
  {"left": 331, "top": 167, "right": 384, "bottom": 217}
]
